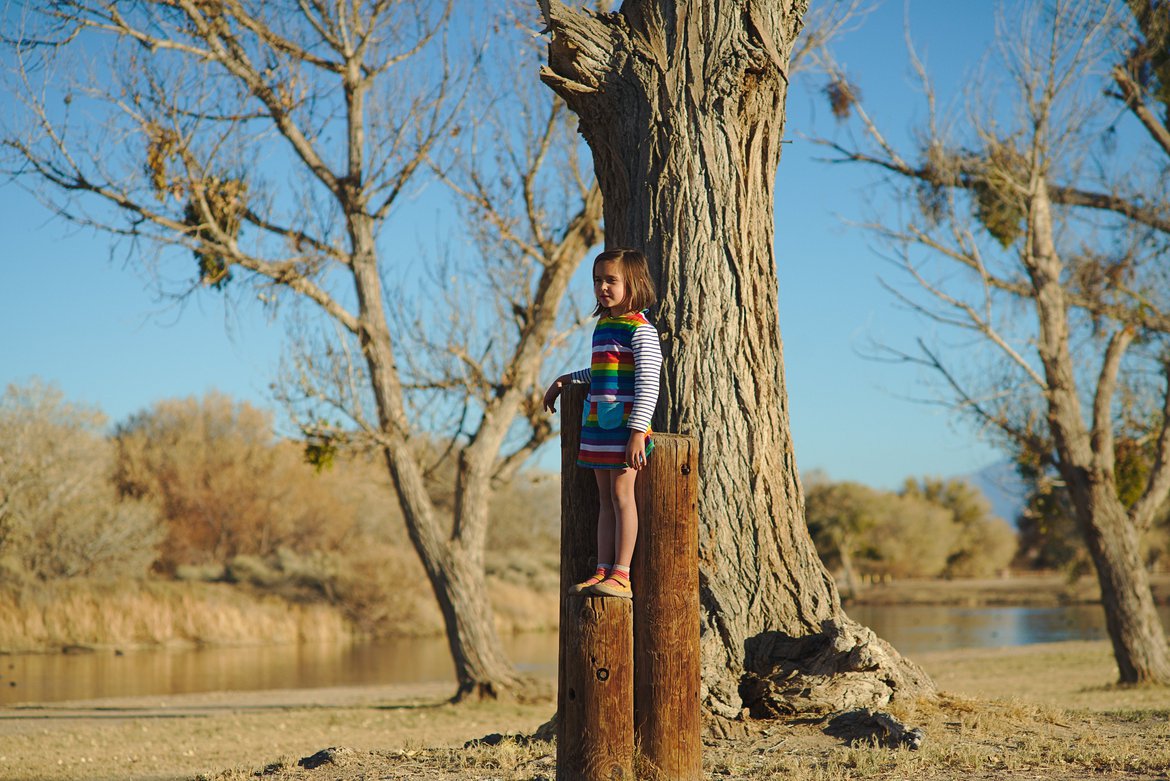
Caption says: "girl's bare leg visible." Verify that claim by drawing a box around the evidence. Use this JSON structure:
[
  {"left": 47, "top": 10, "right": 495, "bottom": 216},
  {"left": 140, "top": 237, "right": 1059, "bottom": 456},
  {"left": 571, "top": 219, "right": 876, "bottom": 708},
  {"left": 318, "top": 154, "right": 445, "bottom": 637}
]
[
  {"left": 595, "top": 468, "right": 616, "bottom": 567},
  {"left": 610, "top": 467, "right": 639, "bottom": 567}
]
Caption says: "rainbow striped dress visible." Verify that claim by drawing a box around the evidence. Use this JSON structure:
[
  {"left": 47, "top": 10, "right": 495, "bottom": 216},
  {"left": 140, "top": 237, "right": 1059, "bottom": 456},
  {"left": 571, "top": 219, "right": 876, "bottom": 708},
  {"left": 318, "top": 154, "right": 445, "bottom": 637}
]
[{"left": 570, "top": 310, "right": 663, "bottom": 470}]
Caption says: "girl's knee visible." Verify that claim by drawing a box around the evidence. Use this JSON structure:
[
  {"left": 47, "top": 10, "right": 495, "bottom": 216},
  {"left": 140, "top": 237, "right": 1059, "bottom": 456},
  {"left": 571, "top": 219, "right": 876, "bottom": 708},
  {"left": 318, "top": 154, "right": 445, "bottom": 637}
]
[{"left": 610, "top": 493, "right": 637, "bottom": 514}]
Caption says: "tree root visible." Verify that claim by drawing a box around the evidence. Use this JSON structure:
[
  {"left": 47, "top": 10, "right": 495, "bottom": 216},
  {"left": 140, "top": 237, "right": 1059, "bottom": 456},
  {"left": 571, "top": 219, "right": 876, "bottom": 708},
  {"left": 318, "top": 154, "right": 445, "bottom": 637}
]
[
  {"left": 740, "top": 618, "right": 936, "bottom": 718},
  {"left": 449, "top": 672, "right": 551, "bottom": 705}
]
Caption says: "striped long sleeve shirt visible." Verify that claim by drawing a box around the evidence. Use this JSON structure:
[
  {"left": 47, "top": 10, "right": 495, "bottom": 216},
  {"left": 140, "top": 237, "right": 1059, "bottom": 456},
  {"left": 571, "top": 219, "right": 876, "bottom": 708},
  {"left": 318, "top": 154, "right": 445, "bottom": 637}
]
[{"left": 569, "top": 313, "right": 663, "bottom": 433}]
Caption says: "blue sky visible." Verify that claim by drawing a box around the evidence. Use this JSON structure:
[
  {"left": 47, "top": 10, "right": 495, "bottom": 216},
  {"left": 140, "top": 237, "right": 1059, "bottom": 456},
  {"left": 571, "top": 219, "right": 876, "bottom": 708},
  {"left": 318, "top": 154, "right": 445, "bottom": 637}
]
[
  {"left": 0, "top": 2, "right": 1013, "bottom": 490},
  {"left": 777, "top": 1, "right": 1008, "bottom": 488}
]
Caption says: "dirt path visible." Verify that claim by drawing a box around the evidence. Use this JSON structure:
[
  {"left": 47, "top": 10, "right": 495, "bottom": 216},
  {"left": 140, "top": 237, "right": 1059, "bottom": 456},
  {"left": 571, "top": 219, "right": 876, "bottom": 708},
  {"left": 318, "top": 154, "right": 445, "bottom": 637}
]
[{"left": 0, "top": 681, "right": 553, "bottom": 781}]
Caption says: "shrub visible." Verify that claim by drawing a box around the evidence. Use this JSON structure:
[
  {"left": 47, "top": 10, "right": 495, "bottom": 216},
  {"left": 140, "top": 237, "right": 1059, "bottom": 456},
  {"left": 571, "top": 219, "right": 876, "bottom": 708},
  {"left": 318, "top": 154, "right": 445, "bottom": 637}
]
[{"left": 0, "top": 380, "right": 162, "bottom": 580}]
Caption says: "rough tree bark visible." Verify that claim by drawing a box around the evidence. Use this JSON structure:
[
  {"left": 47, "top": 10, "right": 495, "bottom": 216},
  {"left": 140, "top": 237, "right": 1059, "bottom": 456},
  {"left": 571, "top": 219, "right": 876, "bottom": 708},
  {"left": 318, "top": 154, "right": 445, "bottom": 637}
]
[{"left": 538, "top": 0, "right": 934, "bottom": 720}]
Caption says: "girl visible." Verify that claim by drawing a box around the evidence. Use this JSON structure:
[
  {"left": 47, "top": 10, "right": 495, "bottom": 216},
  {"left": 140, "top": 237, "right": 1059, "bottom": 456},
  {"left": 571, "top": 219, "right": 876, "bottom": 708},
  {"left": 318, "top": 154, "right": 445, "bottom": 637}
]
[{"left": 543, "top": 248, "right": 663, "bottom": 599}]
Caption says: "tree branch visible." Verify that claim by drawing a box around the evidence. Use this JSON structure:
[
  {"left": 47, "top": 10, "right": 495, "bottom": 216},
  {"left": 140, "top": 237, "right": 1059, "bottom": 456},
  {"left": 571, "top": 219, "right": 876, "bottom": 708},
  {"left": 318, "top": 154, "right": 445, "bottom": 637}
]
[
  {"left": 370, "top": 67, "right": 462, "bottom": 222},
  {"left": 1112, "top": 64, "right": 1170, "bottom": 159},
  {"left": 240, "top": 207, "right": 343, "bottom": 262},
  {"left": 538, "top": 0, "right": 616, "bottom": 104},
  {"left": 879, "top": 247, "right": 1048, "bottom": 390},
  {"left": 916, "top": 339, "right": 1050, "bottom": 457},
  {"left": 1090, "top": 326, "right": 1135, "bottom": 480},
  {"left": 521, "top": 97, "right": 562, "bottom": 255},
  {"left": 819, "top": 141, "right": 1170, "bottom": 236},
  {"left": 1131, "top": 357, "right": 1170, "bottom": 530},
  {"left": 220, "top": 0, "right": 345, "bottom": 72},
  {"left": 492, "top": 404, "right": 554, "bottom": 486},
  {"left": 168, "top": 0, "right": 343, "bottom": 197},
  {"left": 1047, "top": 181, "right": 1170, "bottom": 236},
  {"left": 9, "top": 132, "right": 358, "bottom": 335}
]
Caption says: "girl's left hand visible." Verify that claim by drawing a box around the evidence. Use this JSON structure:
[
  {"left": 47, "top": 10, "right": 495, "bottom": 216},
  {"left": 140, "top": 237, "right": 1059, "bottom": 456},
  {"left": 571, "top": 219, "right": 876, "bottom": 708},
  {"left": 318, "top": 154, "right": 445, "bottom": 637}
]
[
  {"left": 542, "top": 376, "right": 566, "bottom": 413},
  {"left": 626, "top": 431, "right": 648, "bottom": 471}
]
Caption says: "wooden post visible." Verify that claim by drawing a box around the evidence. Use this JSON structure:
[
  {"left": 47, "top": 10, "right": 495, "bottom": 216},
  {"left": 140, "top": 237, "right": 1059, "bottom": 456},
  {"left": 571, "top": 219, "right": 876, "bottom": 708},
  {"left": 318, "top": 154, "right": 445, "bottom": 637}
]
[
  {"left": 558, "top": 384, "right": 598, "bottom": 635},
  {"left": 632, "top": 433, "right": 701, "bottom": 781},
  {"left": 558, "top": 596, "right": 634, "bottom": 781},
  {"left": 558, "top": 385, "right": 634, "bottom": 781}
]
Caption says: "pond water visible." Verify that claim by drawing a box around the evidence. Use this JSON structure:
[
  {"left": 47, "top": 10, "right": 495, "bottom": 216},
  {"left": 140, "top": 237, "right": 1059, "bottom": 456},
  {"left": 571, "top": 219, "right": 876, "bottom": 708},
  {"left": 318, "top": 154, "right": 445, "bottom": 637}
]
[
  {"left": 4, "top": 603, "right": 1168, "bottom": 706},
  {"left": 849, "top": 603, "right": 1170, "bottom": 656}
]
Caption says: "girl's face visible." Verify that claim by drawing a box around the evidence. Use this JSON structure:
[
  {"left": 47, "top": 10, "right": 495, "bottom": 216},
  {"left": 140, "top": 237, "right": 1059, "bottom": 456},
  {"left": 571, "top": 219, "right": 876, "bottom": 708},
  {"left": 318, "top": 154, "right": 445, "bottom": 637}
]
[{"left": 593, "top": 259, "right": 628, "bottom": 313}]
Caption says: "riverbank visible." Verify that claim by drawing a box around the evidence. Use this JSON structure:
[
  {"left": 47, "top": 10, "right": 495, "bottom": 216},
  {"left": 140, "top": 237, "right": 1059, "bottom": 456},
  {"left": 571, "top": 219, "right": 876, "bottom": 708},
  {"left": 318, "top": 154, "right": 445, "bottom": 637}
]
[
  {"left": 0, "top": 562, "right": 559, "bottom": 654},
  {"left": 0, "top": 580, "right": 353, "bottom": 654},
  {"left": 0, "top": 640, "right": 1166, "bottom": 781},
  {"left": 844, "top": 571, "right": 1170, "bottom": 607},
  {"left": 2, "top": 571, "right": 1164, "bottom": 657}
]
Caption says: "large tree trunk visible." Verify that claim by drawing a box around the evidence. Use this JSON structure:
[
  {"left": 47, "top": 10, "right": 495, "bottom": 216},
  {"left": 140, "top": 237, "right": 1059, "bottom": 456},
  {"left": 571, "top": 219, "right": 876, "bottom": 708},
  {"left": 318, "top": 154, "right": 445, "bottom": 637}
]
[
  {"left": 540, "top": 0, "right": 933, "bottom": 721},
  {"left": 1072, "top": 482, "right": 1170, "bottom": 683}
]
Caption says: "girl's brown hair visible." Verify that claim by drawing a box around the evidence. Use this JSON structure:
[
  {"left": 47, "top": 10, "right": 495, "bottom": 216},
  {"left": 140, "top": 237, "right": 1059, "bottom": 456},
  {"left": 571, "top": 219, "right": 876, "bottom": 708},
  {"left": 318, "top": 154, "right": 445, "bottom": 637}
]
[{"left": 592, "top": 248, "right": 657, "bottom": 316}]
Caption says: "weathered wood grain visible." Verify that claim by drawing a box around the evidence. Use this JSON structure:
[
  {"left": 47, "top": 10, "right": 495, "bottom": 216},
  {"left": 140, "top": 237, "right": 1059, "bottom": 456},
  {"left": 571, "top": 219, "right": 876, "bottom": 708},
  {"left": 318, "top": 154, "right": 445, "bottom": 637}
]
[
  {"left": 557, "top": 596, "right": 634, "bottom": 781},
  {"left": 558, "top": 384, "right": 633, "bottom": 781},
  {"left": 632, "top": 433, "right": 701, "bottom": 781}
]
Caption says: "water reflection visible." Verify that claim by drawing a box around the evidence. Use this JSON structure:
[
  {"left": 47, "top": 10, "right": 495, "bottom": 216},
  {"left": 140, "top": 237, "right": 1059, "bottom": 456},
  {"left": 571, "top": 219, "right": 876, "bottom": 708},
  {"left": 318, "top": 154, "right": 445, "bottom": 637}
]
[
  {"left": 0, "top": 633, "right": 559, "bottom": 706},
  {"left": 848, "top": 603, "right": 1170, "bottom": 656},
  {"left": 5, "top": 604, "right": 1169, "bottom": 705}
]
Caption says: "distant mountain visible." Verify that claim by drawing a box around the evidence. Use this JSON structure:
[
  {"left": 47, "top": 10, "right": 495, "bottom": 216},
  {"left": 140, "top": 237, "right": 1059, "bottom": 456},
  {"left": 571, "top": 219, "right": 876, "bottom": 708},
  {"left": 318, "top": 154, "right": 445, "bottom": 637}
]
[{"left": 966, "top": 460, "right": 1028, "bottom": 527}]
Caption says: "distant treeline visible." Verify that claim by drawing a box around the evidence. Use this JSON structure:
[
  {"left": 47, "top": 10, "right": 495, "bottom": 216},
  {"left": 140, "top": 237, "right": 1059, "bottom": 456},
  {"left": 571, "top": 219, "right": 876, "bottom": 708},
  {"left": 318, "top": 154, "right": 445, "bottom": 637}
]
[
  {"left": 6, "top": 379, "right": 1164, "bottom": 643},
  {"left": 0, "top": 380, "right": 559, "bottom": 638},
  {"left": 804, "top": 469, "right": 1170, "bottom": 591},
  {"left": 803, "top": 472, "right": 1017, "bottom": 594}
]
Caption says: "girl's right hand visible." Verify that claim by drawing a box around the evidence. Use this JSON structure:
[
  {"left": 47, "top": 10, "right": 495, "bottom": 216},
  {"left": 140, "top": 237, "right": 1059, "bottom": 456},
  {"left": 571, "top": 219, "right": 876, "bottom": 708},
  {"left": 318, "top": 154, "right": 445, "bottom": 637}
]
[{"left": 543, "top": 376, "right": 566, "bottom": 413}]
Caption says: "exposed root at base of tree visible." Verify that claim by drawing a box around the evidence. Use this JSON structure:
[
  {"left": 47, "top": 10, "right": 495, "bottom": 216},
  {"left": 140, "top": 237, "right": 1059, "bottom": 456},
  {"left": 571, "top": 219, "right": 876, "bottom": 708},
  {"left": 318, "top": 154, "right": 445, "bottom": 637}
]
[
  {"left": 530, "top": 711, "right": 557, "bottom": 742},
  {"left": 741, "top": 617, "right": 937, "bottom": 717}
]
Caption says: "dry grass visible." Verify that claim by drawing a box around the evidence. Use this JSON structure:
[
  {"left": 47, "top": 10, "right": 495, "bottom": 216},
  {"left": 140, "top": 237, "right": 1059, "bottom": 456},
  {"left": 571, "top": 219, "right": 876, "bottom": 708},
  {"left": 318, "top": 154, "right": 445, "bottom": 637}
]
[
  {"left": 0, "top": 551, "right": 561, "bottom": 652},
  {"left": 917, "top": 640, "right": 1170, "bottom": 712},
  {"left": 201, "top": 696, "right": 1169, "bottom": 781},
  {"left": 707, "top": 695, "right": 1170, "bottom": 779},
  {"left": 0, "top": 580, "right": 352, "bottom": 653},
  {"left": 0, "top": 466, "right": 564, "bottom": 654},
  {"left": 0, "top": 683, "right": 554, "bottom": 781}
]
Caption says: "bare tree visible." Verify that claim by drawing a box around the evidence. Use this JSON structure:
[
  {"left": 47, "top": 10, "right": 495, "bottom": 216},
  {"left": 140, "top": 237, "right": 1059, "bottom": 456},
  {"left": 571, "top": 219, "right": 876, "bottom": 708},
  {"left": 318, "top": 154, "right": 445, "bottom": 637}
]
[
  {"left": 2, "top": 1, "right": 598, "bottom": 699},
  {"left": 820, "top": 0, "right": 1170, "bottom": 683},
  {"left": 538, "top": 0, "right": 935, "bottom": 723}
]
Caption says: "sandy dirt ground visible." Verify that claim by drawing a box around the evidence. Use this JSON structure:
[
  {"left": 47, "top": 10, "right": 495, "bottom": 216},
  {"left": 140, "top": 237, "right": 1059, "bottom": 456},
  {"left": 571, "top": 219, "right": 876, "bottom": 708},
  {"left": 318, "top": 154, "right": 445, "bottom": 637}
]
[
  {"left": 0, "top": 681, "right": 554, "bottom": 781},
  {"left": 1, "top": 641, "right": 1168, "bottom": 781}
]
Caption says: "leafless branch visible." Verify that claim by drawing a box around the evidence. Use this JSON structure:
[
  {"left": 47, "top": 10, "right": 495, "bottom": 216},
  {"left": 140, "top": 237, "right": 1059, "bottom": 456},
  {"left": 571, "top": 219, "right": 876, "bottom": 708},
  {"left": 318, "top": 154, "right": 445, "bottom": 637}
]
[
  {"left": 916, "top": 339, "right": 1050, "bottom": 456},
  {"left": 789, "top": 0, "right": 873, "bottom": 78},
  {"left": 1131, "top": 357, "right": 1170, "bottom": 530},
  {"left": 1091, "top": 326, "right": 1136, "bottom": 478}
]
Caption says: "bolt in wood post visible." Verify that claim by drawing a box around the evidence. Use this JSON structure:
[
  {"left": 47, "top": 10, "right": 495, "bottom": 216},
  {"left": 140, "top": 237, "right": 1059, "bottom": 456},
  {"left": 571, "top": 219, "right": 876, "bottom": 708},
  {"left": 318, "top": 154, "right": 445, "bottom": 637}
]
[
  {"left": 632, "top": 433, "right": 701, "bottom": 781},
  {"left": 558, "top": 384, "right": 634, "bottom": 781}
]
